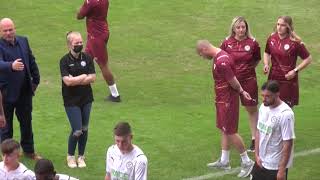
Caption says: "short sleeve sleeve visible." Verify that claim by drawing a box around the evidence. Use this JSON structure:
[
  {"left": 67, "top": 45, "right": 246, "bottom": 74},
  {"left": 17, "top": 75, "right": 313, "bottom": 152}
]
[
  {"left": 281, "top": 111, "right": 295, "bottom": 141},
  {"left": 264, "top": 36, "right": 271, "bottom": 54},
  {"left": 217, "top": 60, "right": 234, "bottom": 81},
  {"left": 86, "top": 55, "right": 95, "bottom": 74},
  {"left": 56, "top": 174, "right": 79, "bottom": 180},
  {"left": 253, "top": 41, "right": 261, "bottom": 61},
  {"left": 60, "top": 58, "right": 69, "bottom": 77},
  {"left": 106, "top": 147, "right": 112, "bottom": 174},
  {"left": 297, "top": 42, "right": 310, "bottom": 60},
  {"left": 23, "top": 169, "right": 36, "bottom": 180},
  {"left": 220, "top": 40, "right": 227, "bottom": 51},
  {"left": 135, "top": 155, "right": 148, "bottom": 180}
]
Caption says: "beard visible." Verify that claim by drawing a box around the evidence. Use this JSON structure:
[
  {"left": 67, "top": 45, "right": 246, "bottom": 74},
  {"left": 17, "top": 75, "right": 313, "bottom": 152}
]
[{"left": 263, "top": 99, "right": 275, "bottom": 106}]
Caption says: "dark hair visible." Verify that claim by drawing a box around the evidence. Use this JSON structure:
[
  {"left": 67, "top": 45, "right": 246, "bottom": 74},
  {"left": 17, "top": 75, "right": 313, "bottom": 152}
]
[
  {"left": 34, "top": 159, "right": 56, "bottom": 179},
  {"left": 261, "top": 80, "right": 280, "bottom": 93},
  {"left": 1, "top": 139, "right": 20, "bottom": 155},
  {"left": 114, "top": 122, "right": 132, "bottom": 136}
]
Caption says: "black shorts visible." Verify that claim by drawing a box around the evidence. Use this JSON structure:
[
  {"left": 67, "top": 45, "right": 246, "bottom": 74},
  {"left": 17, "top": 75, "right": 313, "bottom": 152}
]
[{"left": 250, "top": 163, "right": 288, "bottom": 180}]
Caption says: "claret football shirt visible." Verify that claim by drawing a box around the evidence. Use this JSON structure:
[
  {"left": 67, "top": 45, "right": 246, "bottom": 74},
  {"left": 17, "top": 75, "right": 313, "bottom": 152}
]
[{"left": 220, "top": 36, "right": 261, "bottom": 80}]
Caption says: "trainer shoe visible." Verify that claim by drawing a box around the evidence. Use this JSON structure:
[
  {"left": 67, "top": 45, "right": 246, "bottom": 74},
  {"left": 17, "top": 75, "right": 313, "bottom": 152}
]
[
  {"left": 106, "top": 95, "right": 121, "bottom": 102},
  {"left": 67, "top": 155, "right": 77, "bottom": 168},
  {"left": 24, "top": 152, "right": 42, "bottom": 161},
  {"left": 247, "top": 140, "right": 255, "bottom": 153},
  {"left": 207, "top": 159, "right": 231, "bottom": 170},
  {"left": 23, "top": 152, "right": 42, "bottom": 161},
  {"left": 77, "top": 156, "right": 86, "bottom": 168},
  {"left": 237, "top": 159, "right": 254, "bottom": 178}
]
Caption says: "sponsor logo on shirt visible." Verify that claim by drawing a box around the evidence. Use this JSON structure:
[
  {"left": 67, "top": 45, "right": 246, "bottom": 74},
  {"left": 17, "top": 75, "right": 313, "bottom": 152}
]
[
  {"left": 111, "top": 169, "right": 129, "bottom": 180},
  {"left": 228, "top": 45, "right": 232, "bottom": 49},
  {"left": 69, "top": 64, "right": 74, "bottom": 67},
  {"left": 258, "top": 121, "right": 272, "bottom": 134}
]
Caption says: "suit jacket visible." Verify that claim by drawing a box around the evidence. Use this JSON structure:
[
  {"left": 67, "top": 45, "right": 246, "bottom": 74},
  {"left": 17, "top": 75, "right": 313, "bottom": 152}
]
[{"left": 0, "top": 35, "right": 40, "bottom": 103}]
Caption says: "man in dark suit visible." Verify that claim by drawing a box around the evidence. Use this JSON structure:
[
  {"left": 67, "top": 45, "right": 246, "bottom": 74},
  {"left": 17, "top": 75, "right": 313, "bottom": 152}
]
[{"left": 0, "top": 18, "right": 41, "bottom": 160}]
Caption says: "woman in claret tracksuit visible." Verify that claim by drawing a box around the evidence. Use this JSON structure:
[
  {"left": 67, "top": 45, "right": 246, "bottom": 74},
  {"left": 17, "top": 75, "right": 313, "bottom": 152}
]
[
  {"left": 263, "top": 16, "right": 312, "bottom": 108},
  {"left": 220, "top": 16, "right": 261, "bottom": 152}
]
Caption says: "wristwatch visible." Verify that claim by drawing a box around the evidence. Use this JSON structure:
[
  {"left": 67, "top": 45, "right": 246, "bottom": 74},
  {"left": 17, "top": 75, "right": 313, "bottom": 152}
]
[{"left": 294, "top": 68, "right": 299, "bottom": 73}]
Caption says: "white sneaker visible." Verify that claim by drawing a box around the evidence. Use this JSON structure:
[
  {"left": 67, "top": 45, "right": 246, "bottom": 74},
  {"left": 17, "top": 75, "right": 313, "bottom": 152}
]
[
  {"left": 67, "top": 155, "right": 77, "bottom": 168},
  {"left": 77, "top": 156, "right": 86, "bottom": 168},
  {"left": 207, "top": 159, "right": 231, "bottom": 170},
  {"left": 237, "top": 160, "right": 254, "bottom": 178}
]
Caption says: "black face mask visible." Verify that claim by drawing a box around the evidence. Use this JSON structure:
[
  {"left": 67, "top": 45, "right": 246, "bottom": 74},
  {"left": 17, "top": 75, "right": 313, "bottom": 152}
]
[{"left": 73, "top": 45, "right": 83, "bottom": 53}]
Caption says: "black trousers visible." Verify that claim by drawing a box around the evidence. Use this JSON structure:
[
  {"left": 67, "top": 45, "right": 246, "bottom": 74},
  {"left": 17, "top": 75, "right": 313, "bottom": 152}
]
[
  {"left": 251, "top": 163, "right": 288, "bottom": 180},
  {"left": 0, "top": 93, "right": 34, "bottom": 153}
]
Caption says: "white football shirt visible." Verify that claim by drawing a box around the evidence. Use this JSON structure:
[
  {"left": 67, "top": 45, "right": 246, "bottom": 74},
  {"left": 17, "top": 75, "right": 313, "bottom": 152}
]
[
  {"left": 57, "top": 174, "right": 79, "bottom": 180},
  {"left": 257, "top": 101, "right": 295, "bottom": 170},
  {"left": 106, "top": 144, "right": 147, "bottom": 180},
  {"left": 0, "top": 162, "right": 35, "bottom": 180}
]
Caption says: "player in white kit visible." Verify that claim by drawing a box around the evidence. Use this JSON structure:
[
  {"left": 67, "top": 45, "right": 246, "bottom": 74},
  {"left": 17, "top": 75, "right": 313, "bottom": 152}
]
[
  {"left": 105, "top": 122, "right": 148, "bottom": 180},
  {"left": 251, "top": 80, "right": 295, "bottom": 180},
  {"left": 0, "top": 139, "right": 35, "bottom": 180},
  {"left": 34, "top": 159, "right": 79, "bottom": 180}
]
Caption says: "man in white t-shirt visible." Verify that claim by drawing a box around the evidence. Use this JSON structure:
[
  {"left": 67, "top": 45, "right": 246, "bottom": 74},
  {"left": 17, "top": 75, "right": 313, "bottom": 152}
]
[
  {"left": 251, "top": 80, "right": 295, "bottom": 180},
  {"left": 0, "top": 139, "right": 35, "bottom": 180},
  {"left": 105, "top": 122, "right": 148, "bottom": 180}
]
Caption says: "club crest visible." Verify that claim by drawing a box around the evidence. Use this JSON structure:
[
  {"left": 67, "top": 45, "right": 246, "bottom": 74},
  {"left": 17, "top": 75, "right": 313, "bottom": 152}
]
[
  {"left": 81, "top": 61, "right": 86, "bottom": 67},
  {"left": 244, "top": 45, "right": 250, "bottom": 51},
  {"left": 126, "top": 161, "right": 133, "bottom": 169},
  {"left": 284, "top": 44, "right": 290, "bottom": 50}
]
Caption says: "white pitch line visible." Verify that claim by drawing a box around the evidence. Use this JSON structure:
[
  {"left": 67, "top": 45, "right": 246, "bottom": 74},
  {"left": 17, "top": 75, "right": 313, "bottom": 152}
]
[{"left": 182, "top": 148, "right": 320, "bottom": 180}]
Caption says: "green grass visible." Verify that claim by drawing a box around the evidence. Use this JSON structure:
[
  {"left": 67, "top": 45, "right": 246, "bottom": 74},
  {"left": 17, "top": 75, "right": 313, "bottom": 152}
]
[{"left": 1, "top": 0, "right": 320, "bottom": 179}]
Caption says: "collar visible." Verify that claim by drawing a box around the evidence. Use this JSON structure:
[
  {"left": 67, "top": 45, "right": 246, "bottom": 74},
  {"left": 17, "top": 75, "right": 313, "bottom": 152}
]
[
  {"left": 232, "top": 36, "right": 248, "bottom": 42},
  {"left": 1, "top": 37, "right": 17, "bottom": 46},
  {"left": 68, "top": 51, "right": 83, "bottom": 61}
]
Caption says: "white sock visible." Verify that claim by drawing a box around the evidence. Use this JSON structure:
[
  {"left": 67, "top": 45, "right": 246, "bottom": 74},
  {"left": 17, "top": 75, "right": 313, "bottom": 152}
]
[
  {"left": 220, "top": 150, "right": 230, "bottom": 164},
  {"left": 109, "top": 84, "right": 119, "bottom": 97},
  {"left": 240, "top": 151, "right": 250, "bottom": 163}
]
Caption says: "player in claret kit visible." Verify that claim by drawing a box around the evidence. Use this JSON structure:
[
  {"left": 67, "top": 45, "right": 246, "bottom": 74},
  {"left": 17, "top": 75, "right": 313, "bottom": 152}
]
[
  {"left": 220, "top": 16, "right": 261, "bottom": 152},
  {"left": 263, "top": 16, "right": 312, "bottom": 108},
  {"left": 77, "top": 0, "right": 121, "bottom": 102},
  {"left": 196, "top": 40, "right": 254, "bottom": 178}
]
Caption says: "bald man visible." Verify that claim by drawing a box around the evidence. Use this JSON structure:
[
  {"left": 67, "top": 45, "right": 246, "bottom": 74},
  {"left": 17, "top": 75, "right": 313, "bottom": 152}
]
[
  {"left": 0, "top": 18, "right": 41, "bottom": 160},
  {"left": 196, "top": 40, "right": 254, "bottom": 178}
]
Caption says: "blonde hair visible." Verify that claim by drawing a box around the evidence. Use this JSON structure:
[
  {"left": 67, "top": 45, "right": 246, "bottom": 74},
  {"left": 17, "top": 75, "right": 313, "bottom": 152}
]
[
  {"left": 274, "top": 16, "right": 301, "bottom": 43},
  {"left": 66, "top": 31, "right": 81, "bottom": 45},
  {"left": 227, "top": 16, "right": 254, "bottom": 39}
]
